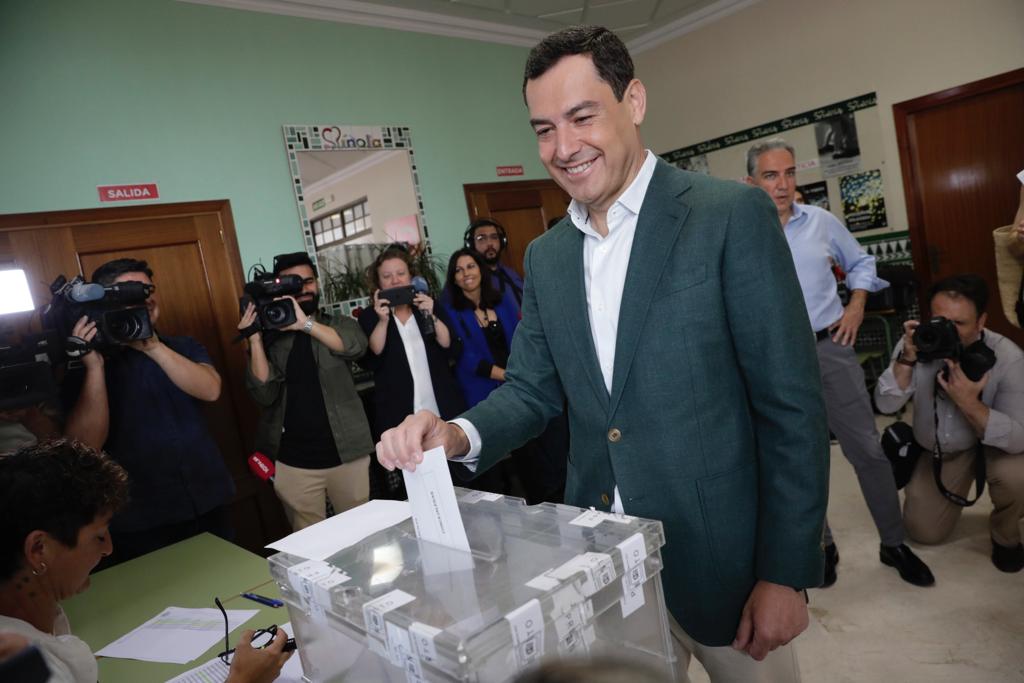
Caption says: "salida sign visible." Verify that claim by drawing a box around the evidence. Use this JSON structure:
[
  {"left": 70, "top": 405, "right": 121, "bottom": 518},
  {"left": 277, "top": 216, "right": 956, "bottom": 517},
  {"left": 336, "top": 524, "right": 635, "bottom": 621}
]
[{"left": 97, "top": 183, "right": 160, "bottom": 202}]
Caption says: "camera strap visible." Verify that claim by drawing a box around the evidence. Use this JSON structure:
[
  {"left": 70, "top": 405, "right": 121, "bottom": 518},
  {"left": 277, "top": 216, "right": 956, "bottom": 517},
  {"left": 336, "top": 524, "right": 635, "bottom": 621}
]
[
  {"left": 64, "top": 335, "right": 90, "bottom": 359},
  {"left": 931, "top": 385, "right": 986, "bottom": 507},
  {"left": 232, "top": 323, "right": 261, "bottom": 344}
]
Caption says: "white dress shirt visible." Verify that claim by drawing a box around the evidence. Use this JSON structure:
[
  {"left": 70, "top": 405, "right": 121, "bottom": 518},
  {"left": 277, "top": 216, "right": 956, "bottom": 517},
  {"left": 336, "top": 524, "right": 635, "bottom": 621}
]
[
  {"left": 453, "top": 150, "right": 659, "bottom": 514},
  {"left": 393, "top": 311, "right": 440, "bottom": 416}
]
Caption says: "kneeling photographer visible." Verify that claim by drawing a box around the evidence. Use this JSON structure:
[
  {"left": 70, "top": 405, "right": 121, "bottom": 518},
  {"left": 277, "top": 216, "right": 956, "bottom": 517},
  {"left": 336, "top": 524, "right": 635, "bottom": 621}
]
[
  {"left": 875, "top": 274, "right": 1024, "bottom": 573},
  {"left": 61, "top": 258, "right": 235, "bottom": 567},
  {"left": 241, "top": 252, "right": 373, "bottom": 531}
]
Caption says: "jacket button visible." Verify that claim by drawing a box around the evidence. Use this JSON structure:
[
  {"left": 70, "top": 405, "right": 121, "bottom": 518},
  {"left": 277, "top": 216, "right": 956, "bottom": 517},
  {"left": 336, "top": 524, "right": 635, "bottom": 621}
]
[
  {"left": 601, "top": 493, "right": 610, "bottom": 506},
  {"left": 608, "top": 428, "right": 622, "bottom": 442}
]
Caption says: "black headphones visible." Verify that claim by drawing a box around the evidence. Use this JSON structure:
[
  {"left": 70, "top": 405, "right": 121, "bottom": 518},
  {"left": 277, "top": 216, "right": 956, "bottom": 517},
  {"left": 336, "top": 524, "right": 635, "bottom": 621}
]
[{"left": 464, "top": 219, "right": 508, "bottom": 251}]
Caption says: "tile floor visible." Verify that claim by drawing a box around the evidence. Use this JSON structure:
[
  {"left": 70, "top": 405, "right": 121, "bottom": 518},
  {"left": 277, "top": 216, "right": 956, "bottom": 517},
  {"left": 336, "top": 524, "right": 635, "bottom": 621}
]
[{"left": 688, "top": 410, "right": 1024, "bottom": 683}]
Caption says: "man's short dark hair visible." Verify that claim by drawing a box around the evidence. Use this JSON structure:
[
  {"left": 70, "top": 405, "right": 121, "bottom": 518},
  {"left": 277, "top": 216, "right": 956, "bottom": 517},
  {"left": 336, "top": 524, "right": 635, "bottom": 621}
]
[
  {"left": 273, "top": 251, "right": 318, "bottom": 278},
  {"left": 523, "top": 25, "right": 634, "bottom": 102},
  {"left": 0, "top": 439, "right": 130, "bottom": 581},
  {"left": 928, "top": 274, "right": 989, "bottom": 317},
  {"left": 91, "top": 258, "right": 153, "bottom": 286}
]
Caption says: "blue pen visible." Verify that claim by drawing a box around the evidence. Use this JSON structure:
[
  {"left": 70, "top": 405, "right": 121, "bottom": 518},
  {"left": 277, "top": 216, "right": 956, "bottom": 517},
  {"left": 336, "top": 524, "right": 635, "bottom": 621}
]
[{"left": 241, "top": 592, "right": 284, "bottom": 608}]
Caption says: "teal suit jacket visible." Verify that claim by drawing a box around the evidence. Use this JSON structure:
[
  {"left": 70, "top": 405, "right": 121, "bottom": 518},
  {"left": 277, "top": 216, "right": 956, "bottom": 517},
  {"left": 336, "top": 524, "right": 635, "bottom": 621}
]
[{"left": 462, "top": 160, "right": 829, "bottom": 646}]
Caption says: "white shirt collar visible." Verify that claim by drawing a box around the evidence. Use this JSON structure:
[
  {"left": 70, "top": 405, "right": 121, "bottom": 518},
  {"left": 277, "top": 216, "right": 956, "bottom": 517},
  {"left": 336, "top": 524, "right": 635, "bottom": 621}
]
[
  {"left": 567, "top": 150, "right": 658, "bottom": 237},
  {"left": 787, "top": 200, "right": 807, "bottom": 225}
]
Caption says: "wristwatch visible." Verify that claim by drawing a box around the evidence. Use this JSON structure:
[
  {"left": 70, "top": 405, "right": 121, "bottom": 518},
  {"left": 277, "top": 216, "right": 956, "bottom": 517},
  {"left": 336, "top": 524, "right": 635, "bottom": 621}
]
[
  {"left": 302, "top": 318, "right": 315, "bottom": 334},
  {"left": 896, "top": 350, "right": 916, "bottom": 367}
]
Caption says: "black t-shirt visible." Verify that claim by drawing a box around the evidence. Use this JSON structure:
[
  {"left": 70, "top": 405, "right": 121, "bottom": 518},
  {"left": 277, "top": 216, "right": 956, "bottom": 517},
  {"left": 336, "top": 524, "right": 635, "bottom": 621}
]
[
  {"left": 277, "top": 333, "right": 342, "bottom": 469},
  {"left": 476, "top": 316, "right": 509, "bottom": 377}
]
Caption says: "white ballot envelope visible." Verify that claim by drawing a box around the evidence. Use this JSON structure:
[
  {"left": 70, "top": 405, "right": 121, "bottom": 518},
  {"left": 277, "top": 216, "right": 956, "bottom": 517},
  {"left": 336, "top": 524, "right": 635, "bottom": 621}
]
[{"left": 402, "top": 446, "right": 471, "bottom": 554}]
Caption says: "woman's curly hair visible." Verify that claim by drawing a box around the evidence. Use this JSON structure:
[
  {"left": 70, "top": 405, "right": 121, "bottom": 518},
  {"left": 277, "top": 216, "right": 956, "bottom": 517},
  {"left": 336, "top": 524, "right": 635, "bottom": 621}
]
[{"left": 0, "top": 439, "right": 129, "bottom": 581}]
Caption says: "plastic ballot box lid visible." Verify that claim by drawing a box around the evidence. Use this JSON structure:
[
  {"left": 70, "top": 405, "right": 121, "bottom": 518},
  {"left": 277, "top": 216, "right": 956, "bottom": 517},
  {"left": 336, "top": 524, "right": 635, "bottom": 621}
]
[{"left": 269, "top": 489, "right": 675, "bottom": 682}]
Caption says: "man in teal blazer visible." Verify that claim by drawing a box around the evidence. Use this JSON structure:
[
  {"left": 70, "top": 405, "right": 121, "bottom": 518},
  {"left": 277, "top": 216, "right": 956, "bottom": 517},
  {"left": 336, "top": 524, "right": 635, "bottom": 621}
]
[{"left": 378, "top": 26, "right": 828, "bottom": 680}]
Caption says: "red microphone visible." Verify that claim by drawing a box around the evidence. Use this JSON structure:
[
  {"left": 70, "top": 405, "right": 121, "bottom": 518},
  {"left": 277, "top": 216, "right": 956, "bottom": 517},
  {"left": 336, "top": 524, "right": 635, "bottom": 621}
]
[{"left": 248, "top": 452, "right": 275, "bottom": 483}]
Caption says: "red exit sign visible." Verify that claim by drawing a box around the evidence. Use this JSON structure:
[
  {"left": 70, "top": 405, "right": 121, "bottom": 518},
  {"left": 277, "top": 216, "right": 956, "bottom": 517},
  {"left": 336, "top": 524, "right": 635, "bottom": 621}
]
[
  {"left": 496, "top": 165, "right": 524, "bottom": 177},
  {"left": 98, "top": 183, "right": 160, "bottom": 202}
]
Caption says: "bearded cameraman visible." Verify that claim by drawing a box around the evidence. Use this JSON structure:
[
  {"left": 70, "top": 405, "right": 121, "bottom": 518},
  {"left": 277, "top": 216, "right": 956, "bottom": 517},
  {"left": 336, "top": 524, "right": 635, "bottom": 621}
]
[
  {"left": 875, "top": 274, "right": 1024, "bottom": 573},
  {"left": 241, "top": 252, "right": 373, "bottom": 531}
]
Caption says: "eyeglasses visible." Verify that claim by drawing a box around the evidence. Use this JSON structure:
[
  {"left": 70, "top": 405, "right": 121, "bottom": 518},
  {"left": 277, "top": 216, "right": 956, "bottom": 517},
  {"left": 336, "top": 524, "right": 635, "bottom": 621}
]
[
  {"left": 474, "top": 233, "right": 500, "bottom": 243},
  {"left": 214, "top": 596, "right": 293, "bottom": 665}
]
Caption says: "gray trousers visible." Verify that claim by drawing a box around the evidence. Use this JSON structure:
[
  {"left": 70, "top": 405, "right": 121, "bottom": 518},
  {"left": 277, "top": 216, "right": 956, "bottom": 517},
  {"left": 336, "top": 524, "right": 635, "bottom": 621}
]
[{"left": 817, "top": 337, "right": 904, "bottom": 547}]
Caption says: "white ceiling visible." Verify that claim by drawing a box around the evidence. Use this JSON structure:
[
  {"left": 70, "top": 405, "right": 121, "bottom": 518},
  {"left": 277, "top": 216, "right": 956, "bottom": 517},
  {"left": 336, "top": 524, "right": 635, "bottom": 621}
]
[{"left": 180, "top": 0, "right": 760, "bottom": 52}]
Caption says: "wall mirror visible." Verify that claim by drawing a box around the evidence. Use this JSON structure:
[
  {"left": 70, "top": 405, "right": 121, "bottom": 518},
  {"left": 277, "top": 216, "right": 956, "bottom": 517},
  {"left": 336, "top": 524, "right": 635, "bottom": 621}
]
[{"left": 283, "top": 125, "right": 429, "bottom": 312}]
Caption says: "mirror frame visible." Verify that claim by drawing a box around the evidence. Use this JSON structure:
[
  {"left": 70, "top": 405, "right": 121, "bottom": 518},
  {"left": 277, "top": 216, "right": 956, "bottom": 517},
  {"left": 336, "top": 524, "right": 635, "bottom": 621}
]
[{"left": 282, "top": 124, "right": 430, "bottom": 310}]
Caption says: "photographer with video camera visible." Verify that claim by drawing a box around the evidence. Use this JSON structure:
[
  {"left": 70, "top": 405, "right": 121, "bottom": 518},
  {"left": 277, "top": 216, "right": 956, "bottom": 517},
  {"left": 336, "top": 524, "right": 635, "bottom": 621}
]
[
  {"left": 241, "top": 252, "right": 373, "bottom": 531},
  {"left": 875, "top": 274, "right": 1024, "bottom": 572},
  {"left": 357, "top": 245, "right": 463, "bottom": 500},
  {"left": 62, "top": 258, "right": 235, "bottom": 566}
]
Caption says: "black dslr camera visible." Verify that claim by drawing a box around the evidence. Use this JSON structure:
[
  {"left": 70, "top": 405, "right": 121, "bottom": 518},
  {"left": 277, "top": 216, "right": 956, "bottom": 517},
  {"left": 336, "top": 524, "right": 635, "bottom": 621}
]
[
  {"left": 912, "top": 316, "right": 995, "bottom": 382},
  {"left": 44, "top": 275, "right": 154, "bottom": 349},
  {"left": 241, "top": 272, "right": 304, "bottom": 331}
]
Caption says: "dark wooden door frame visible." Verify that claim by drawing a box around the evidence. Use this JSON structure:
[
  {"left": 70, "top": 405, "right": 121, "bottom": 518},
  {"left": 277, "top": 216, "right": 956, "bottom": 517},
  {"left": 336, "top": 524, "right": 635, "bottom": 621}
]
[
  {"left": 0, "top": 201, "right": 249, "bottom": 408},
  {"left": 0, "top": 200, "right": 288, "bottom": 549},
  {"left": 463, "top": 178, "right": 567, "bottom": 218},
  {"left": 893, "top": 67, "right": 1024, "bottom": 309}
]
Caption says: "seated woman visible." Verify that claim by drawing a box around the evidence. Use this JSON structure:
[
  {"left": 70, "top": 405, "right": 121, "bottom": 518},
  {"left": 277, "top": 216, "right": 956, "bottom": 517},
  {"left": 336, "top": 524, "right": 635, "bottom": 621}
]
[
  {"left": 358, "top": 246, "right": 464, "bottom": 499},
  {"left": 0, "top": 440, "right": 291, "bottom": 682}
]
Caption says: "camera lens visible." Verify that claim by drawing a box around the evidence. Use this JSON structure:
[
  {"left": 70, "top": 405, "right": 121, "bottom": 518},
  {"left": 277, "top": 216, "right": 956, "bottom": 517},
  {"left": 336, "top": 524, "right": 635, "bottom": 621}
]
[
  {"left": 262, "top": 301, "right": 296, "bottom": 329},
  {"left": 105, "top": 310, "right": 143, "bottom": 340},
  {"left": 914, "top": 327, "right": 938, "bottom": 352}
]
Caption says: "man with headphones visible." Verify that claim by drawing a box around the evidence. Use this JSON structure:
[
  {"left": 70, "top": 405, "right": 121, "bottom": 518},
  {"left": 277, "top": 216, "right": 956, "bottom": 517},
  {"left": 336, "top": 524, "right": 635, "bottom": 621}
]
[{"left": 465, "top": 219, "right": 524, "bottom": 308}]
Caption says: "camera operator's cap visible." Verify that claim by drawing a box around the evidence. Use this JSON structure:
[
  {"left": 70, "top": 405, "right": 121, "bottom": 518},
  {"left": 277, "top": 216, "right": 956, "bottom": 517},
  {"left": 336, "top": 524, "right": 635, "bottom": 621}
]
[{"left": 272, "top": 251, "right": 318, "bottom": 277}]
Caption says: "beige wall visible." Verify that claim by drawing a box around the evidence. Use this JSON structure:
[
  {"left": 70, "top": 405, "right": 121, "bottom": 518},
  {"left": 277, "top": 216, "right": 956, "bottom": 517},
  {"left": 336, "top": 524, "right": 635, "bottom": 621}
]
[{"left": 635, "top": 0, "right": 1024, "bottom": 231}]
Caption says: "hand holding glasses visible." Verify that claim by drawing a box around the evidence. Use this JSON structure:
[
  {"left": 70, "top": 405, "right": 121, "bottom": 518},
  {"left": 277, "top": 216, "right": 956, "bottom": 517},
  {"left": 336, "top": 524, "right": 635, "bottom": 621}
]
[{"left": 214, "top": 597, "right": 297, "bottom": 666}]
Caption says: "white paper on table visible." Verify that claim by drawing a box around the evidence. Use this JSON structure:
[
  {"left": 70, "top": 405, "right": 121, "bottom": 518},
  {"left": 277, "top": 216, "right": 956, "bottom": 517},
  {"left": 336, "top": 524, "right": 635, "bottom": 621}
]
[
  {"left": 164, "top": 622, "right": 304, "bottom": 682},
  {"left": 96, "top": 607, "right": 258, "bottom": 664},
  {"left": 266, "top": 499, "right": 411, "bottom": 561},
  {"left": 402, "top": 446, "right": 471, "bottom": 553}
]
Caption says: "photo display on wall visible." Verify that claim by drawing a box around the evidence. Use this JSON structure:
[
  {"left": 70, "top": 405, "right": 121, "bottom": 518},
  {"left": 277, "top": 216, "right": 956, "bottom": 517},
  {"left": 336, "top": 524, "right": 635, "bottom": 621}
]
[{"left": 660, "top": 93, "right": 893, "bottom": 236}]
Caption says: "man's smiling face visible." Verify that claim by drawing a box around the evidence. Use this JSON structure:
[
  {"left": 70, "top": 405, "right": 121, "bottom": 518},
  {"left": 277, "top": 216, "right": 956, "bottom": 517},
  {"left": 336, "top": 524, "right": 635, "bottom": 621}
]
[{"left": 526, "top": 54, "right": 646, "bottom": 215}]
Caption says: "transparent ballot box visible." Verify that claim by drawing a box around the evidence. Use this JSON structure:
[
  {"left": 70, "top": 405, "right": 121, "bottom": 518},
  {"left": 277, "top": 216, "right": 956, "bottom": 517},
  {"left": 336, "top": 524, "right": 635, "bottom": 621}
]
[{"left": 268, "top": 489, "right": 675, "bottom": 682}]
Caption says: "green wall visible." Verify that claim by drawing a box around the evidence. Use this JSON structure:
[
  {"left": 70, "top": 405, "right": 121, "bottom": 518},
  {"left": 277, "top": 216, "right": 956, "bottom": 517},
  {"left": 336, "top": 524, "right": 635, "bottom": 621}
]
[{"left": 0, "top": 0, "right": 547, "bottom": 269}]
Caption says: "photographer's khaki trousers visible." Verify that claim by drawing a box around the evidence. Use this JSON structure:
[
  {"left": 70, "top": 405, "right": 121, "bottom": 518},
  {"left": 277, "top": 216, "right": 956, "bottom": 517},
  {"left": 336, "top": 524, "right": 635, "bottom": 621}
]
[
  {"left": 275, "top": 456, "right": 370, "bottom": 531},
  {"left": 904, "top": 446, "right": 1024, "bottom": 547}
]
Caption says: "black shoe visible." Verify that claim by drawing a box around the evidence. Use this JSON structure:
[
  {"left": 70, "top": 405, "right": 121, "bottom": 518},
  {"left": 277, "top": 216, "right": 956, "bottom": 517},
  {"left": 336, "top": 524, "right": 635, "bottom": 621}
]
[
  {"left": 820, "top": 543, "right": 839, "bottom": 588},
  {"left": 992, "top": 538, "right": 1024, "bottom": 573},
  {"left": 880, "top": 543, "right": 935, "bottom": 586}
]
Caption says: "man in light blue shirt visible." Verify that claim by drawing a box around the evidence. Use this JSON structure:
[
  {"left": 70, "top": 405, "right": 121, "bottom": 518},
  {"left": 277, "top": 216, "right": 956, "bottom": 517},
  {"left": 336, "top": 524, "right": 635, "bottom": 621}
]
[{"left": 747, "top": 138, "right": 934, "bottom": 589}]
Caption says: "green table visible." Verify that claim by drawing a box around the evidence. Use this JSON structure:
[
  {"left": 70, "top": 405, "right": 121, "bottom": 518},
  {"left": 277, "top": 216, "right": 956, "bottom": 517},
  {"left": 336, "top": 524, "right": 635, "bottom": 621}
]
[{"left": 63, "top": 533, "right": 285, "bottom": 682}]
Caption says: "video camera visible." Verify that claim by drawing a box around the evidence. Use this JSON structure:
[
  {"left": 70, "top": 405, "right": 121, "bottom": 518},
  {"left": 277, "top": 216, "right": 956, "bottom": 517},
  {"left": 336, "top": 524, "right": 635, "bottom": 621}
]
[
  {"left": 0, "top": 268, "right": 59, "bottom": 411},
  {"left": 240, "top": 271, "right": 304, "bottom": 331},
  {"left": 44, "top": 275, "right": 154, "bottom": 349},
  {"left": 912, "top": 316, "right": 995, "bottom": 382}
]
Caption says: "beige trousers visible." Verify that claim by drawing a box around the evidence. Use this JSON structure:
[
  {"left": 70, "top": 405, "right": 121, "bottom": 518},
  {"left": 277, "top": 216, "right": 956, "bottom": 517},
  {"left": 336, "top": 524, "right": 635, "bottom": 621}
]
[
  {"left": 904, "top": 446, "right": 1024, "bottom": 547},
  {"left": 669, "top": 615, "right": 801, "bottom": 683},
  {"left": 274, "top": 456, "right": 370, "bottom": 531}
]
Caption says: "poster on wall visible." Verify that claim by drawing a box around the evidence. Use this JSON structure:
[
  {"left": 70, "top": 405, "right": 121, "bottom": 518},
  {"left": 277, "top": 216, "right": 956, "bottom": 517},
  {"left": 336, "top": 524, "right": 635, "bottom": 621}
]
[
  {"left": 796, "top": 181, "right": 830, "bottom": 211},
  {"left": 815, "top": 113, "right": 861, "bottom": 178},
  {"left": 659, "top": 93, "right": 894, "bottom": 235},
  {"left": 676, "top": 154, "right": 710, "bottom": 175},
  {"left": 840, "top": 169, "right": 887, "bottom": 231}
]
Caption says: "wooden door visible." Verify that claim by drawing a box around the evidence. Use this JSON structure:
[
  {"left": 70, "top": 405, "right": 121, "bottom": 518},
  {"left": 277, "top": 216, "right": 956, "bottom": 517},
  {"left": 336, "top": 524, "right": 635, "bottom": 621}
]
[
  {"left": 0, "top": 201, "right": 290, "bottom": 552},
  {"left": 464, "top": 179, "right": 571, "bottom": 277},
  {"left": 894, "top": 68, "right": 1024, "bottom": 342}
]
